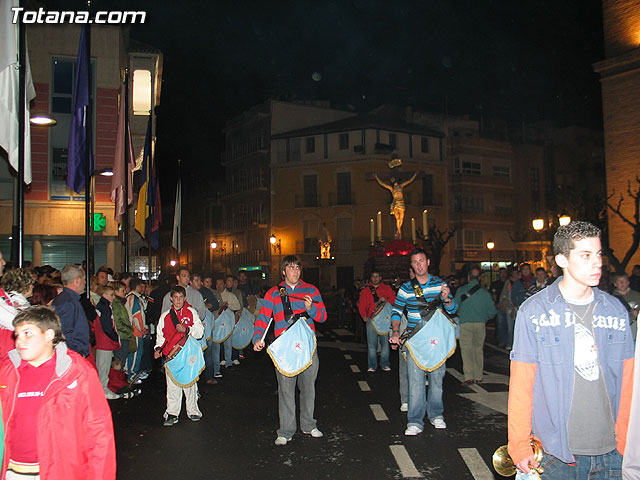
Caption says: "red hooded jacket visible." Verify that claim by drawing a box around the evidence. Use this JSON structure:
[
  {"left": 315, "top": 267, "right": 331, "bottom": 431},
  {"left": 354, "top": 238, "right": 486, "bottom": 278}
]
[{"left": 0, "top": 342, "right": 116, "bottom": 479}]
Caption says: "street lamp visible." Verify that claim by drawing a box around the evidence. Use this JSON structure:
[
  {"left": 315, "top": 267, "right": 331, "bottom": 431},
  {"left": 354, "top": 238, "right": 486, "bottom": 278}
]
[
  {"left": 558, "top": 215, "right": 571, "bottom": 226},
  {"left": 532, "top": 218, "right": 544, "bottom": 232},
  {"left": 269, "top": 233, "right": 281, "bottom": 254},
  {"left": 29, "top": 111, "right": 57, "bottom": 126},
  {"left": 210, "top": 241, "right": 217, "bottom": 249},
  {"left": 487, "top": 240, "right": 495, "bottom": 283},
  {"left": 170, "top": 260, "right": 177, "bottom": 267}
]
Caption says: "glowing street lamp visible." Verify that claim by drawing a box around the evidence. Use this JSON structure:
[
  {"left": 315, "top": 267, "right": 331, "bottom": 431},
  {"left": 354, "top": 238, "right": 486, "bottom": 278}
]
[
  {"left": 170, "top": 260, "right": 176, "bottom": 267},
  {"left": 532, "top": 218, "right": 544, "bottom": 232},
  {"left": 558, "top": 215, "right": 571, "bottom": 227}
]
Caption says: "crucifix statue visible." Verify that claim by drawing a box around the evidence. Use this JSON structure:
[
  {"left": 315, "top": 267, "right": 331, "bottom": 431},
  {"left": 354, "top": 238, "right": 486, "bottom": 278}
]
[{"left": 375, "top": 167, "right": 417, "bottom": 239}]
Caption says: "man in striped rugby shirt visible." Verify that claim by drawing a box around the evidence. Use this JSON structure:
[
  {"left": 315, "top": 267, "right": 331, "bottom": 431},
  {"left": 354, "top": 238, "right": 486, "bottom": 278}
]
[
  {"left": 390, "top": 248, "right": 457, "bottom": 435},
  {"left": 253, "top": 255, "right": 327, "bottom": 446}
]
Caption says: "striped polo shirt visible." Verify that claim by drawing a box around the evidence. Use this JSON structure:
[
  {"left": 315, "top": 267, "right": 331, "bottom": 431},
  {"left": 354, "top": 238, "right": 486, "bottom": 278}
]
[{"left": 391, "top": 275, "right": 458, "bottom": 331}]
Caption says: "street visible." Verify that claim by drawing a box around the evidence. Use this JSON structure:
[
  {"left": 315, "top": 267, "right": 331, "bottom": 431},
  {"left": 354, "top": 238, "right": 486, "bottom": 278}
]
[{"left": 113, "top": 319, "right": 511, "bottom": 480}]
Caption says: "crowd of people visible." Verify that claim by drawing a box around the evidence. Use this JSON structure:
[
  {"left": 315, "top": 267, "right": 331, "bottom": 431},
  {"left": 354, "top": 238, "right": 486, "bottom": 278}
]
[{"left": 0, "top": 220, "right": 640, "bottom": 477}]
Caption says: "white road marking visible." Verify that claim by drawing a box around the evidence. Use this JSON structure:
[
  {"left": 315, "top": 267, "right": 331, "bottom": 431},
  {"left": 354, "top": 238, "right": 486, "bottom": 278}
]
[
  {"left": 389, "top": 445, "right": 423, "bottom": 478},
  {"left": 458, "top": 392, "right": 508, "bottom": 415},
  {"left": 344, "top": 354, "right": 352, "bottom": 360},
  {"left": 458, "top": 448, "right": 495, "bottom": 480},
  {"left": 369, "top": 404, "right": 389, "bottom": 421},
  {"left": 358, "top": 381, "right": 371, "bottom": 392},
  {"left": 350, "top": 364, "right": 361, "bottom": 373},
  {"left": 332, "top": 328, "right": 353, "bottom": 336}
]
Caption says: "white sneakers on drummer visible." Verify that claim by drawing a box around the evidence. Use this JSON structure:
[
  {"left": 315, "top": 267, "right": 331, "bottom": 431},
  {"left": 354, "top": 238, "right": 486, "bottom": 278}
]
[
  {"left": 400, "top": 403, "right": 408, "bottom": 412},
  {"left": 430, "top": 417, "right": 447, "bottom": 429},
  {"left": 274, "top": 436, "right": 292, "bottom": 446},
  {"left": 404, "top": 425, "right": 423, "bottom": 436},
  {"left": 303, "top": 428, "right": 324, "bottom": 438}
]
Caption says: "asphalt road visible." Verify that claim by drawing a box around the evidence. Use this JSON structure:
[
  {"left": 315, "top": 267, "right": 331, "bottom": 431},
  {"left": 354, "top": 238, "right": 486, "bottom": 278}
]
[{"left": 112, "top": 319, "right": 512, "bottom": 480}]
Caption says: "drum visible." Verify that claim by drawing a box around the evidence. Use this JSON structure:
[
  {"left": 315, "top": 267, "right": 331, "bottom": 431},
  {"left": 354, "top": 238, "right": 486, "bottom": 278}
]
[
  {"left": 212, "top": 308, "right": 234, "bottom": 343},
  {"left": 267, "top": 318, "right": 316, "bottom": 377},
  {"left": 232, "top": 308, "right": 255, "bottom": 350},
  {"left": 402, "top": 309, "right": 456, "bottom": 372},
  {"left": 198, "top": 309, "right": 215, "bottom": 350},
  {"left": 164, "top": 336, "right": 205, "bottom": 388},
  {"left": 371, "top": 302, "right": 393, "bottom": 335}
]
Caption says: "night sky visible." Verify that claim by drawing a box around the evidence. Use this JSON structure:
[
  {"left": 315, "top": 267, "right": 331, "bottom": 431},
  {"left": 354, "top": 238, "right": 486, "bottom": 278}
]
[{"left": 51, "top": 0, "right": 605, "bottom": 203}]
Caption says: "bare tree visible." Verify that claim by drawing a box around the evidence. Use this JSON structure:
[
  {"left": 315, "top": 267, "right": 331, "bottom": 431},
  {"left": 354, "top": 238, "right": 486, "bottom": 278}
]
[
  {"left": 418, "top": 226, "right": 457, "bottom": 275},
  {"left": 606, "top": 176, "right": 640, "bottom": 273}
]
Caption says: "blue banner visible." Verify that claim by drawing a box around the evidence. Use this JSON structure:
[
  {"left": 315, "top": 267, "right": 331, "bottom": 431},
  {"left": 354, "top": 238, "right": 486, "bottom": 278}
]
[
  {"left": 404, "top": 309, "right": 456, "bottom": 372},
  {"left": 267, "top": 319, "right": 316, "bottom": 377},
  {"left": 371, "top": 302, "right": 393, "bottom": 335},
  {"left": 232, "top": 308, "right": 255, "bottom": 350},
  {"left": 212, "top": 308, "right": 234, "bottom": 343},
  {"left": 67, "top": 25, "right": 93, "bottom": 193},
  {"left": 164, "top": 336, "right": 205, "bottom": 388}
]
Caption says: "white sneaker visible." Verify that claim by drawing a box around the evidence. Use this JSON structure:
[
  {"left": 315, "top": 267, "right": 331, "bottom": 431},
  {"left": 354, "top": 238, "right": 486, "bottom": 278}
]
[
  {"left": 404, "top": 425, "right": 423, "bottom": 436},
  {"left": 382, "top": 366, "right": 391, "bottom": 371},
  {"left": 105, "top": 390, "right": 120, "bottom": 400},
  {"left": 233, "top": 359, "right": 240, "bottom": 366},
  {"left": 430, "top": 418, "right": 447, "bottom": 429},
  {"left": 303, "top": 428, "right": 324, "bottom": 438},
  {"left": 220, "top": 360, "right": 226, "bottom": 366},
  {"left": 367, "top": 367, "right": 375, "bottom": 373},
  {"left": 400, "top": 403, "right": 408, "bottom": 412},
  {"left": 274, "top": 436, "right": 292, "bottom": 446}
]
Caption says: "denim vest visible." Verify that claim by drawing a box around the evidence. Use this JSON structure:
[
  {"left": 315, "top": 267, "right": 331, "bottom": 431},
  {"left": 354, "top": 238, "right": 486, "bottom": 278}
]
[{"left": 510, "top": 278, "right": 634, "bottom": 463}]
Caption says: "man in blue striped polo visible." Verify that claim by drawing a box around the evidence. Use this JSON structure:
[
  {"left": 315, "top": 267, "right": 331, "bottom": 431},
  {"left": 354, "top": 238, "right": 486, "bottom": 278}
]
[{"left": 390, "top": 248, "right": 457, "bottom": 435}]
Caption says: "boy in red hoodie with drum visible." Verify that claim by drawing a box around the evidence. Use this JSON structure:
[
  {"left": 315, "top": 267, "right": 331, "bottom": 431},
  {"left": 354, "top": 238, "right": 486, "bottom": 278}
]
[{"left": 154, "top": 286, "right": 204, "bottom": 426}]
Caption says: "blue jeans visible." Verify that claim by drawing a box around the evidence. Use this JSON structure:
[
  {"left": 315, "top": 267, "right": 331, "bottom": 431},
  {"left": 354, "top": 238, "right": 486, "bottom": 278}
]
[
  {"left": 495, "top": 310, "right": 508, "bottom": 346},
  {"left": 223, "top": 337, "right": 232, "bottom": 367},
  {"left": 366, "top": 321, "right": 390, "bottom": 370},
  {"left": 210, "top": 342, "right": 222, "bottom": 376},
  {"left": 406, "top": 352, "right": 445, "bottom": 428},
  {"left": 203, "top": 338, "right": 216, "bottom": 380},
  {"left": 539, "top": 449, "right": 622, "bottom": 480}
]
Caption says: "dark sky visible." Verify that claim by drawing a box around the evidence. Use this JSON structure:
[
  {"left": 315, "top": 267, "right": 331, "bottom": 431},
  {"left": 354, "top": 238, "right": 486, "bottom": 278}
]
[{"left": 53, "top": 0, "right": 605, "bottom": 200}]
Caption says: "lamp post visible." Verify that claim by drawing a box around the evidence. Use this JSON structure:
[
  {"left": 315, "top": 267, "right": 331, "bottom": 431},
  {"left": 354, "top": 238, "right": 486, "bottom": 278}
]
[
  {"left": 558, "top": 215, "right": 571, "bottom": 227},
  {"left": 487, "top": 240, "right": 495, "bottom": 283},
  {"left": 88, "top": 167, "right": 113, "bottom": 275}
]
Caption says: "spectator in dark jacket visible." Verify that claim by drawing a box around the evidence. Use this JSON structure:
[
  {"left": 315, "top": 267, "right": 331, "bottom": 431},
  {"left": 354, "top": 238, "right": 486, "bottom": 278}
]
[{"left": 51, "top": 265, "right": 90, "bottom": 357}]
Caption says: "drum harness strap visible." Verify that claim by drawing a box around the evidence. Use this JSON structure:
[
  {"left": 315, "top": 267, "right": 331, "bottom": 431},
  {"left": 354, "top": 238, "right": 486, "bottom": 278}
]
[
  {"left": 401, "top": 278, "right": 445, "bottom": 344},
  {"left": 278, "top": 285, "right": 309, "bottom": 329},
  {"left": 369, "top": 284, "right": 380, "bottom": 304}
]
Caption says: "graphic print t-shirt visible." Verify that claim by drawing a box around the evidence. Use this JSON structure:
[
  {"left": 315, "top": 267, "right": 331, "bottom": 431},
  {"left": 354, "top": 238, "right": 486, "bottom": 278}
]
[{"left": 566, "top": 299, "right": 616, "bottom": 455}]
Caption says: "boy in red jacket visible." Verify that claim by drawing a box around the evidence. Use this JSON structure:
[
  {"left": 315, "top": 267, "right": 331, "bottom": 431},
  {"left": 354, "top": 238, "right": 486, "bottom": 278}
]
[
  {"left": 108, "top": 357, "right": 141, "bottom": 399},
  {"left": 0, "top": 305, "right": 116, "bottom": 479}
]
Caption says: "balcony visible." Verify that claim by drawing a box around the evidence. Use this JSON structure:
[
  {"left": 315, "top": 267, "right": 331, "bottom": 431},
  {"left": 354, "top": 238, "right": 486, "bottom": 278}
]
[
  {"left": 220, "top": 137, "right": 268, "bottom": 165},
  {"left": 223, "top": 174, "right": 267, "bottom": 196},
  {"left": 327, "top": 192, "right": 355, "bottom": 206},
  {"left": 221, "top": 250, "right": 267, "bottom": 267},
  {"left": 217, "top": 213, "right": 267, "bottom": 232},
  {"left": 294, "top": 194, "right": 320, "bottom": 208}
]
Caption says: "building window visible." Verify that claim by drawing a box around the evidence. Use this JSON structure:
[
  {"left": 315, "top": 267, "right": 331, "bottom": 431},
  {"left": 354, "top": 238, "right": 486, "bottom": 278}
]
[
  {"left": 531, "top": 167, "right": 540, "bottom": 215},
  {"left": 303, "top": 175, "right": 318, "bottom": 207},
  {"left": 455, "top": 195, "right": 484, "bottom": 213},
  {"left": 421, "top": 137, "right": 430, "bottom": 153},
  {"left": 289, "top": 137, "right": 301, "bottom": 162},
  {"left": 336, "top": 217, "right": 352, "bottom": 252},
  {"left": 493, "top": 165, "right": 510, "bottom": 178},
  {"left": 305, "top": 136, "right": 315, "bottom": 153},
  {"left": 422, "top": 174, "right": 434, "bottom": 205},
  {"left": 461, "top": 161, "right": 481, "bottom": 175},
  {"left": 339, "top": 133, "right": 349, "bottom": 150},
  {"left": 457, "top": 229, "right": 484, "bottom": 249},
  {"left": 389, "top": 133, "right": 397, "bottom": 149},
  {"left": 337, "top": 172, "right": 351, "bottom": 205},
  {"left": 303, "top": 219, "right": 319, "bottom": 254}
]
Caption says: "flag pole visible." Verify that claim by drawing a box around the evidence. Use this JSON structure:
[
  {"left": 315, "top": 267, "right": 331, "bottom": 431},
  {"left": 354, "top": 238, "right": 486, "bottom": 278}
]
[
  {"left": 123, "top": 68, "right": 130, "bottom": 272},
  {"left": 84, "top": 23, "right": 92, "bottom": 297},
  {"left": 11, "top": 16, "right": 26, "bottom": 268},
  {"left": 147, "top": 111, "right": 153, "bottom": 280}
]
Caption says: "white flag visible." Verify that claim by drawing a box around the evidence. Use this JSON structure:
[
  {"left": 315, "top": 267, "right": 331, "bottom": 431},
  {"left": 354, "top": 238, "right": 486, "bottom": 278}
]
[
  {"left": 172, "top": 178, "right": 181, "bottom": 253},
  {"left": 0, "top": 0, "right": 36, "bottom": 184}
]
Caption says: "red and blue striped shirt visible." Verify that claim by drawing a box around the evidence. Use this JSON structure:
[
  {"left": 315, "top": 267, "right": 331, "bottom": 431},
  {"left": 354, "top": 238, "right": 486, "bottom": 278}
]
[{"left": 252, "top": 281, "right": 326, "bottom": 343}]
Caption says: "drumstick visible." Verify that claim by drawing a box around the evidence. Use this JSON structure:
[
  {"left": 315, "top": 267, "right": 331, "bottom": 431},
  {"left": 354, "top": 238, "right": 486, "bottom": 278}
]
[
  {"left": 260, "top": 317, "right": 273, "bottom": 344},
  {"left": 285, "top": 294, "right": 321, "bottom": 304}
]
